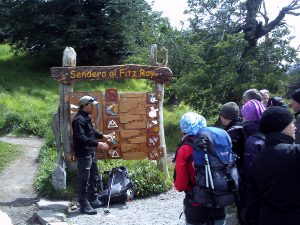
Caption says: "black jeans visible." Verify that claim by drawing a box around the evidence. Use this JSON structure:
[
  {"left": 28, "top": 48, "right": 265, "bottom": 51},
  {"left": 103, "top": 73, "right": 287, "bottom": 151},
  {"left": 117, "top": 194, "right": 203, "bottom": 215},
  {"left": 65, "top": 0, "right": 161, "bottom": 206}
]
[{"left": 77, "top": 152, "right": 99, "bottom": 203}]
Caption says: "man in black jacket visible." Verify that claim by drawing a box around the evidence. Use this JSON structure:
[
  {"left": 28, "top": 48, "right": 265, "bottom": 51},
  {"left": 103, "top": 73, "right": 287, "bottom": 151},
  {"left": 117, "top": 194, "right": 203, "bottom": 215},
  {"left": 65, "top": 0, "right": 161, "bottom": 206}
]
[
  {"left": 220, "top": 102, "right": 245, "bottom": 170},
  {"left": 72, "top": 95, "right": 109, "bottom": 215},
  {"left": 246, "top": 106, "right": 300, "bottom": 225},
  {"left": 220, "top": 102, "right": 245, "bottom": 225}
]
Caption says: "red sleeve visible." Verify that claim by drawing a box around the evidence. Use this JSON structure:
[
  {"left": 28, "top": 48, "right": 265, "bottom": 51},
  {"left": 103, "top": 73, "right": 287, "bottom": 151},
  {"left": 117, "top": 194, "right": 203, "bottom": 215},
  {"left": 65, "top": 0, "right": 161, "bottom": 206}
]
[{"left": 174, "top": 144, "right": 194, "bottom": 192}]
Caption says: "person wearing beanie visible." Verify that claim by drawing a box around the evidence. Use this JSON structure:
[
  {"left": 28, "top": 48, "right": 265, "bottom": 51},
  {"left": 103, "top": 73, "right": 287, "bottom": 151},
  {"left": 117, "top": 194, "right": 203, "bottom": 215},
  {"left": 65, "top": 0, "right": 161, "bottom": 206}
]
[
  {"left": 290, "top": 88, "right": 300, "bottom": 144},
  {"left": 246, "top": 107, "right": 300, "bottom": 225},
  {"left": 238, "top": 99, "right": 266, "bottom": 225},
  {"left": 220, "top": 102, "right": 244, "bottom": 170},
  {"left": 174, "top": 112, "right": 226, "bottom": 225}
]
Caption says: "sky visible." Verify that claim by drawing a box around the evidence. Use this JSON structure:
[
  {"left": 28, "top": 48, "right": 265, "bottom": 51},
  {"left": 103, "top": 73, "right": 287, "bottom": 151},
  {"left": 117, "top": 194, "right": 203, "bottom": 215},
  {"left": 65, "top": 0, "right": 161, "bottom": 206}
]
[{"left": 146, "top": 0, "right": 300, "bottom": 49}]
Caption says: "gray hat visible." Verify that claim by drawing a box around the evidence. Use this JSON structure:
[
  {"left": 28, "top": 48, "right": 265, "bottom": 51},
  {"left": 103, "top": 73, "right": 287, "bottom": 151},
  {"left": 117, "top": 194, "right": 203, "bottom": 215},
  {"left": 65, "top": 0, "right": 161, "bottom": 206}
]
[
  {"left": 220, "top": 102, "right": 240, "bottom": 120},
  {"left": 79, "top": 96, "right": 99, "bottom": 106}
]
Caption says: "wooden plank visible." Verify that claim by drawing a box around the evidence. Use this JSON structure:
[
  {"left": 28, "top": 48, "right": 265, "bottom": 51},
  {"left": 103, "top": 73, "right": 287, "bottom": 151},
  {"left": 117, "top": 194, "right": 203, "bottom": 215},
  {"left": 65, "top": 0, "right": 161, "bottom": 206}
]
[
  {"left": 119, "top": 101, "right": 145, "bottom": 114},
  {"left": 121, "top": 93, "right": 145, "bottom": 98},
  {"left": 120, "top": 114, "right": 142, "bottom": 123},
  {"left": 120, "top": 130, "right": 141, "bottom": 138},
  {"left": 128, "top": 136, "right": 147, "bottom": 144},
  {"left": 121, "top": 144, "right": 140, "bottom": 152},
  {"left": 125, "top": 121, "right": 146, "bottom": 129},
  {"left": 122, "top": 152, "right": 147, "bottom": 160},
  {"left": 51, "top": 65, "right": 173, "bottom": 84}
]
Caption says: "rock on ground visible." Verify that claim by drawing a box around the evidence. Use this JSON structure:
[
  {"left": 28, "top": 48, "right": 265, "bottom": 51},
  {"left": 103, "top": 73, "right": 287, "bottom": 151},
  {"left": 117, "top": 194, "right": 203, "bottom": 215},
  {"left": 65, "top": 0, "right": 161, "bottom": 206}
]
[{"left": 37, "top": 199, "right": 69, "bottom": 211}]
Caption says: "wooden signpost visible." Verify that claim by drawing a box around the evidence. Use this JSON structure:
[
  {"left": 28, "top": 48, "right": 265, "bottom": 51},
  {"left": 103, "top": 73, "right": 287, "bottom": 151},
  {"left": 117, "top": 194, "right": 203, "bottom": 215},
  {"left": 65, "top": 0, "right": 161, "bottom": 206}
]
[{"left": 51, "top": 45, "right": 172, "bottom": 190}]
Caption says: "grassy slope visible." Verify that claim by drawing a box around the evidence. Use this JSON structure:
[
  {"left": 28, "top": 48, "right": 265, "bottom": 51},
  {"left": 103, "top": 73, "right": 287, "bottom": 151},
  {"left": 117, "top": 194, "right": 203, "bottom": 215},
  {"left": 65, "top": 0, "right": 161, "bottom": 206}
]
[
  {"left": 0, "top": 44, "right": 183, "bottom": 149},
  {"left": 0, "top": 141, "right": 20, "bottom": 172}
]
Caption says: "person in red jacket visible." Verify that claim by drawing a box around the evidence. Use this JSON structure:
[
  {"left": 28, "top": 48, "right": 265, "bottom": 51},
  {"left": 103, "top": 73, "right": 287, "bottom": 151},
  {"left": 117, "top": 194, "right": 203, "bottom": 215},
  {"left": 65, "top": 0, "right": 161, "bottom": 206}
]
[{"left": 174, "top": 112, "right": 226, "bottom": 225}]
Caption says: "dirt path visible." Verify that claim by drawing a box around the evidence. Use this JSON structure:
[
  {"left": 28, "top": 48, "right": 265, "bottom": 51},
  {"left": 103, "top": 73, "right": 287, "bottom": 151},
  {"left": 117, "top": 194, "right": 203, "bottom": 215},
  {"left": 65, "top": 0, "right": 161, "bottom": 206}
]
[
  {"left": 0, "top": 136, "right": 43, "bottom": 225},
  {"left": 68, "top": 189, "right": 186, "bottom": 225}
]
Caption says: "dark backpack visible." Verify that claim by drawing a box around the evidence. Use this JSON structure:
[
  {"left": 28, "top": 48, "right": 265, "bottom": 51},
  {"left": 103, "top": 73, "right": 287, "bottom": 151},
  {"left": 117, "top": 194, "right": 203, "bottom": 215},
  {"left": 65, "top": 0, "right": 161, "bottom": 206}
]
[
  {"left": 97, "top": 166, "right": 134, "bottom": 204},
  {"left": 243, "top": 132, "right": 265, "bottom": 176},
  {"left": 189, "top": 127, "right": 238, "bottom": 208}
]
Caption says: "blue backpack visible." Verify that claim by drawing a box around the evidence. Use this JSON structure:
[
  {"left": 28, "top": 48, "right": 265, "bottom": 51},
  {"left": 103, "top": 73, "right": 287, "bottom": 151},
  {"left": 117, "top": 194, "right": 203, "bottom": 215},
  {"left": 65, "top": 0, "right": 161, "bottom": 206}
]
[{"left": 189, "top": 127, "right": 238, "bottom": 208}]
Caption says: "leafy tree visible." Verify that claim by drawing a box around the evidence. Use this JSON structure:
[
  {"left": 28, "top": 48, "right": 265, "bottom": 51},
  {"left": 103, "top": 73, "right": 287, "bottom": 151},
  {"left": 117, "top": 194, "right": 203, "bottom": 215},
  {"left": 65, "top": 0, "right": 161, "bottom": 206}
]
[{"left": 1, "top": 0, "right": 161, "bottom": 65}]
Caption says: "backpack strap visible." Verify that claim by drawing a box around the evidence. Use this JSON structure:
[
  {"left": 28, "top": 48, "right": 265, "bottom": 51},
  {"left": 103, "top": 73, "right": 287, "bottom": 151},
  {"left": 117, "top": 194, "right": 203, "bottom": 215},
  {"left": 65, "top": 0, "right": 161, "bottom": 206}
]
[
  {"left": 251, "top": 132, "right": 265, "bottom": 141},
  {"left": 172, "top": 135, "right": 193, "bottom": 162},
  {"left": 173, "top": 135, "right": 193, "bottom": 182}
]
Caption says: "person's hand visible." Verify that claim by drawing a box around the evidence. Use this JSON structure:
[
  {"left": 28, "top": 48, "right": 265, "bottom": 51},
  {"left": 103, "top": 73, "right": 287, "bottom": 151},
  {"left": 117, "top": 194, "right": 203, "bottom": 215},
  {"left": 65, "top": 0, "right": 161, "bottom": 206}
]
[
  {"left": 97, "top": 142, "right": 109, "bottom": 151},
  {"left": 103, "top": 134, "right": 113, "bottom": 143}
]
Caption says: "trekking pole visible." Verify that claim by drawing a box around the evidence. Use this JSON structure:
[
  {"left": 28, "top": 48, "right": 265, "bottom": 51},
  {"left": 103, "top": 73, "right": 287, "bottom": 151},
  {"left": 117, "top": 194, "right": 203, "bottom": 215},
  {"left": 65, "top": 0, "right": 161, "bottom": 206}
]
[
  {"left": 104, "top": 170, "right": 115, "bottom": 214},
  {"left": 203, "top": 143, "right": 214, "bottom": 189}
]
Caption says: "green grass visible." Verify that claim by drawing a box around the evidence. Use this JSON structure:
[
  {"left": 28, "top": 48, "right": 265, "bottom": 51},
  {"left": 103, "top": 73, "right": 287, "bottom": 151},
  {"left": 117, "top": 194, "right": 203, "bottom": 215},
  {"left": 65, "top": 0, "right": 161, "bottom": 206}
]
[{"left": 0, "top": 141, "right": 21, "bottom": 172}]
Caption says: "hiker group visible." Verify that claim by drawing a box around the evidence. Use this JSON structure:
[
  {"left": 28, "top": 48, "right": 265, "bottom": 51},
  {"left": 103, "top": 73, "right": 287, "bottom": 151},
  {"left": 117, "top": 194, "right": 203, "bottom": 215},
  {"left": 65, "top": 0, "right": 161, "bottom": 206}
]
[{"left": 174, "top": 88, "right": 300, "bottom": 225}]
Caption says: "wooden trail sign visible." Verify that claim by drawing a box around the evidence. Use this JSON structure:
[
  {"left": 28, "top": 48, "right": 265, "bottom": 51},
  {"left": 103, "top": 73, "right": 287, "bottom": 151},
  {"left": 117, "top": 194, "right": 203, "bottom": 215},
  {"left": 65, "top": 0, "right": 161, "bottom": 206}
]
[
  {"left": 51, "top": 45, "right": 172, "bottom": 190},
  {"left": 68, "top": 90, "right": 163, "bottom": 160},
  {"left": 51, "top": 64, "right": 172, "bottom": 84}
]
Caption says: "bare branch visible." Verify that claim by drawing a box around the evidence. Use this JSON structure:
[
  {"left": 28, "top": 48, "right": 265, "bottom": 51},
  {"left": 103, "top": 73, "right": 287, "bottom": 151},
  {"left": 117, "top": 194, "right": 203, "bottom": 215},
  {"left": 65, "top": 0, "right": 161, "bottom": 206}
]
[
  {"left": 286, "top": 11, "right": 300, "bottom": 16},
  {"left": 260, "top": 0, "right": 300, "bottom": 36},
  {"left": 261, "top": 0, "right": 269, "bottom": 24}
]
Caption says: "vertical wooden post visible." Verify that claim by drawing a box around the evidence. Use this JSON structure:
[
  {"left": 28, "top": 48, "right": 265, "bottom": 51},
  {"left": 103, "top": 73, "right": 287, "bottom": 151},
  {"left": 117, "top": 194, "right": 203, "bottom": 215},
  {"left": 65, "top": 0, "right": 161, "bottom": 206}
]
[
  {"left": 52, "top": 47, "right": 76, "bottom": 190},
  {"left": 150, "top": 44, "right": 170, "bottom": 178},
  {"left": 60, "top": 47, "right": 76, "bottom": 170}
]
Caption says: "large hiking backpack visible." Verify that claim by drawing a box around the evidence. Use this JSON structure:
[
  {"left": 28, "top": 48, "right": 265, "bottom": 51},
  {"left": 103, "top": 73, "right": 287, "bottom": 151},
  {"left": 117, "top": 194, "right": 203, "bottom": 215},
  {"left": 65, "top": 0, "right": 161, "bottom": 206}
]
[
  {"left": 190, "top": 127, "right": 238, "bottom": 208},
  {"left": 97, "top": 166, "right": 134, "bottom": 204}
]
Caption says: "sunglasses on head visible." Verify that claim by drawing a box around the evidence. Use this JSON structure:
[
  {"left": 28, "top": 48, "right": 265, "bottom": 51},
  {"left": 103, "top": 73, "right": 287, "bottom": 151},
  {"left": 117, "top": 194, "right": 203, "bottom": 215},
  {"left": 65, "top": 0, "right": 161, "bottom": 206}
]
[{"left": 88, "top": 98, "right": 95, "bottom": 103}]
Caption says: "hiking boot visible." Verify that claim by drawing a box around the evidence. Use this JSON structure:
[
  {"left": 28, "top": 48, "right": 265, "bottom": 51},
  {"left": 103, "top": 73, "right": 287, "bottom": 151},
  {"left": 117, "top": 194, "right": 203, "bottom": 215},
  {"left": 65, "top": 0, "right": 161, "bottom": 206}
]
[
  {"left": 80, "top": 200, "right": 97, "bottom": 215},
  {"left": 89, "top": 198, "right": 105, "bottom": 208}
]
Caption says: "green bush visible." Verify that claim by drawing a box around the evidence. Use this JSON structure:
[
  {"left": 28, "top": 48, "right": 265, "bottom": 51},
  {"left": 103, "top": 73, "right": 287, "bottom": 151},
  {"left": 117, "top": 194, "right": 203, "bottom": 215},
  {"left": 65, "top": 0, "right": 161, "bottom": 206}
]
[
  {"left": 98, "top": 159, "right": 173, "bottom": 198},
  {"left": 34, "top": 144, "right": 77, "bottom": 200},
  {"left": 34, "top": 137, "right": 173, "bottom": 200}
]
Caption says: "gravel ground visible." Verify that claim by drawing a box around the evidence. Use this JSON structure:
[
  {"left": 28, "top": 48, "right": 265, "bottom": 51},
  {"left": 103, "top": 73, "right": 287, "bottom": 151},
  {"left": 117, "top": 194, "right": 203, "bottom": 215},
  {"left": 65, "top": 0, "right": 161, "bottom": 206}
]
[
  {"left": 0, "top": 136, "right": 43, "bottom": 225},
  {"left": 68, "top": 189, "right": 186, "bottom": 225}
]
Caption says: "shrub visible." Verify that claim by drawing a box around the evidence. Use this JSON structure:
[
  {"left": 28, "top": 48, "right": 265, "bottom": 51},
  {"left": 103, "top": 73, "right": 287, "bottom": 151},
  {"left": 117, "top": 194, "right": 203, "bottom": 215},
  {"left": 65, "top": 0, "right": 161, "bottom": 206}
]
[
  {"left": 98, "top": 159, "right": 173, "bottom": 198},
  {"left": 34, "top": 146, "right": 172, "bottom": 199}
]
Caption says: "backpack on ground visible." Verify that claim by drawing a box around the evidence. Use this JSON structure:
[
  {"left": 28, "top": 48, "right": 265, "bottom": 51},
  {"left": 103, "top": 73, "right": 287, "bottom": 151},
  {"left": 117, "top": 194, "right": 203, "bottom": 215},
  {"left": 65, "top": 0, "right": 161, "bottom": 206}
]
[
  {"left": 190, "top": 127, "right": 238, "bottom": 208},
  {"left": 97, "top": 166, "right": 134, "bottom": 204}
]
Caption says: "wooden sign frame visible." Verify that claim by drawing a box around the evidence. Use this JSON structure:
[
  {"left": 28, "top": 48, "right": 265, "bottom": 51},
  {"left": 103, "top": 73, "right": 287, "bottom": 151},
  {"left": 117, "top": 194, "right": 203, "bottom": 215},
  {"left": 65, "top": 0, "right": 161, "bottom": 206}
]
[
  {"left": 51, "top": 64, "right": 172, "bottom": 84},
  {"left": 51, "top": 44, "right": 171, "bottom": 178}
]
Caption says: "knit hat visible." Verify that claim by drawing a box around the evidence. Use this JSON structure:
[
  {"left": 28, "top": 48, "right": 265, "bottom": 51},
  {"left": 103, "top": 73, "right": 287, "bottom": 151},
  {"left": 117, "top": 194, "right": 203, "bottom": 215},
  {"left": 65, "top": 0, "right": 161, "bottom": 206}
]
[
  {"left": 259, "top": 106, "right": 294, "bottom": 134},
  {"left": 267, "top": 96, "right": 287, "bottom": 108},
  {"left": 180, "top": 112, "right": 207, "bottom": 135},
  {"left": 241, "top": 99, "right": 265, "bottom": 121},
  {"left": 291, "top": 89, "right": 300, "bottom": 104},
  {"left": 220, "top": 102, "right": 240, "bottom": 120}
]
